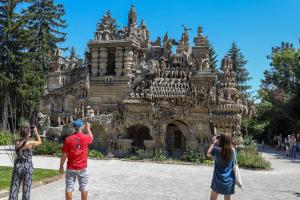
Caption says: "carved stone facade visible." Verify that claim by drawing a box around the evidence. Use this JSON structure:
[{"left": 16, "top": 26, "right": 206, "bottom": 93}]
[{"left": 40, "top": 5, "right": 249, "bottom": 158}]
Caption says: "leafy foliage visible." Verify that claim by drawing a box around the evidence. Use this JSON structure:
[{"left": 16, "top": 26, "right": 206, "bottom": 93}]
[
  {"left": 0, "top": 131, "right": 11, "bottom": 145},
  {"left": 136, "top": 149, "right": 152, "bottom": 159},
  {"left": 153, "top": 148, "right": 167, "bottom": 161},
  {"left": 186, "top": 151, "right": 206, "bottom": 164},
  {"left": 227, "top": 42, "right": 252, "bottom": 95},
  {"left": 0, "top": 0, "right": 66, "bottom": 130},
  {"left": 33, "top": 140, "right": 62, "bottom": 156},
  {"left": 247, "top": 42, "right": 300, "bottom": 141},
  {"left": 243, "top": 134, "right": 256, "bottom": 150},
  {"left": 237, "top": 148, "right": 271, "bottom": 170},
  {"left": 207, "top": 38, "right": 218, "bottom": 72},
  {"left": 88, "top": 149, "right": 104, "bottom": 159}
]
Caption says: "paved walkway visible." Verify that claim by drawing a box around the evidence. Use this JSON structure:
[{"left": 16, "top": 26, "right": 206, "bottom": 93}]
[{"left": 1, "top": 145, "right": 300, "bottom": 200}]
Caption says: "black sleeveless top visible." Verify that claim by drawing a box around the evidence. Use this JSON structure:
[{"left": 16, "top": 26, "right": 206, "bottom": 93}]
[{"left": 15, "top": 141, "right": 33, "bottom": 162}]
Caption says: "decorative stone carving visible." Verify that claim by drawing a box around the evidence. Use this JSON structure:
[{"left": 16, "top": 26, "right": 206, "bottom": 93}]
[
  {"left": 94, "top": 11, "right": 117, "bottom": 41},
  {"left": 115, "top": 47, "right": 124, "bottom": 76},
  {"left": 99, "top": 47, "right": 108, "bottom": 76},
  {"left": 124, "top": 47, "right": 134, "bottom": 75}
]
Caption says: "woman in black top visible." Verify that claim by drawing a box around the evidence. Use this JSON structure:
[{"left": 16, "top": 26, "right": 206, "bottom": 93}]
[{"left": 9, "top": 125, "right": 42, "bottom": 200}]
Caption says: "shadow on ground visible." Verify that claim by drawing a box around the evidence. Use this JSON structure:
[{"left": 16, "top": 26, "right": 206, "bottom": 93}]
[{"left": 256, "top": 144, "right": 300, "bottom": 163}]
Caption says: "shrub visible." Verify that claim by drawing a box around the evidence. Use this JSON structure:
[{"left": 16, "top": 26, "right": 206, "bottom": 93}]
[
  {"left": 243, "top": 134, "right": 256, "bottom": 151},
  {"left": 33, "top": 140, "right": 62, "bottom": 156},
  {"left": 186, "top": 151, "right": 206, "bottom": 164},
  {"left": 136, "top": 149, "right": 153, "bottom": 160},
  {"left": 153, "top": 148, "right": 167, "bottom": 161},
  {"left": 88, "top": 150, "right": 104, "bottom": 159},
  {"left": 237, "top": 148, "right": 271, "bottom": 170},
  {"left": 0, "top": 131, "right": 11, "bottom": 145}
]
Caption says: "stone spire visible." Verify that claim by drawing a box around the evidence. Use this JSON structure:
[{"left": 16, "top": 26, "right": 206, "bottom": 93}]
[
  {"left": 219, "top": 55, "right": 237, "bottom": 98},
  {"left": 139, "top": 19, "right": 150, "bottom": 48},
  {"left": 210, "top": 55, "right": 247, "bottom": 145},
  {"left": 163, "top": 32, "right": 169, "bottom": 43},
  {"left": 194, "top": 26, "right": 207, "bottom": 46},
  {"left": 94, "top": 11, "right": 117, "bottom": 41},
  {"left": 128, "top": 5, "right": 137, "bottom": 26},
  {"left": 162, "top": 32, "right": 172, "bottom": 59}
]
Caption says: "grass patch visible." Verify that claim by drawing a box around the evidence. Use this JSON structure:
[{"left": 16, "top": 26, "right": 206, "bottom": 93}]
[{"left": 0, "top": 166, "right": 60, "bottom": 191}]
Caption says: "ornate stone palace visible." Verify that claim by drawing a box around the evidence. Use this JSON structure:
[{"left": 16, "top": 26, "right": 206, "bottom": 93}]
[{"left": 39, "top": 5, "right": 252, "bottom": 157}]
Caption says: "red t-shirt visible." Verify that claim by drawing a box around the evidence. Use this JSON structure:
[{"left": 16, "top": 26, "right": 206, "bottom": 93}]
[{"left": 62, "top": 132, "right": 93, "bottom": 170}]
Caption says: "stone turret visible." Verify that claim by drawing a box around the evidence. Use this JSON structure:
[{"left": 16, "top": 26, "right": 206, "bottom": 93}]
[
  {"left": 128, "top": 5, "right": 137, "bottom": 26},
  {"left": 192, "top": 26, "right": 209, "bottom": 73},
  {"left": 94, "top": 11, "right": 117, "bottom": 41},
  {"left": 139, "top": 19, "right": 150, "bottom": 49},
  {"left": 211, "top": 56, "right": 247, "bottom": 144},
  {"left": 177, "top": 26, "right": 191, "bottom": 55}
]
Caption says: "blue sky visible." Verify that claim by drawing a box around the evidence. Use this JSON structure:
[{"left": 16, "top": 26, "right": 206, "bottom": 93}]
[{"left": 57, "top": 0, "right": 300, "bottom": 95}]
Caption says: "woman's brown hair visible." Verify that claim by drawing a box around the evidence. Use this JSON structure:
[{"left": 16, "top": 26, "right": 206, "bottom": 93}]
[
  {"left": 20, "top": 127, "right": 30, "bottom": 139},
  {"left": 219, "top": 133, "right": 233, "bottom": 163}
]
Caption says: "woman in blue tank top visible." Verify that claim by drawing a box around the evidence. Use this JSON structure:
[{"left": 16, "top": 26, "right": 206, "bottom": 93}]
[{"left": 207, "top": 134, "right": 236, "bottom": 200}]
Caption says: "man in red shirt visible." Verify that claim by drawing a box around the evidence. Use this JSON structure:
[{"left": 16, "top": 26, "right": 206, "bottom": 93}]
[{"left": 60, "top": 119, "right": 93, "bottom": 200}]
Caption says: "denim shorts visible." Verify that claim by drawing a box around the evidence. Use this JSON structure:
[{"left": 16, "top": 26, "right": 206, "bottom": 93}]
[{"left": 65, "top": 168, "right": 89, "bottom": 192}]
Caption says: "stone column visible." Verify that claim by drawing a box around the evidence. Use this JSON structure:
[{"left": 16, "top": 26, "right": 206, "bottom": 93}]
[
  {"left": 115, "top": 47, "right": 124, "bottom": 76},
  {"left": 99, "top": 47, "right": 108, "bottom": 76},
  {"left": 91, "top": 48, "right": 99, "bottom": 76},
  {"left": 123, "top": 47, "right": 133, "bottom": 76}
]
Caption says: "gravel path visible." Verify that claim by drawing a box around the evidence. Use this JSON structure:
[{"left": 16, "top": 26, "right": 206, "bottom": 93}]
[{"left": 0, "top": 145, "right": 300, "bottom": 200}]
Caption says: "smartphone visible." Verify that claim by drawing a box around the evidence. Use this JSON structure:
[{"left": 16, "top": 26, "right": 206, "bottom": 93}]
[{"left": 30, "top": 125, "right": 35, "bottom": 137}]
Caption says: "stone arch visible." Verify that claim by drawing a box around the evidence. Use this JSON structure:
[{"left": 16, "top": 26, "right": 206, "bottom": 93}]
[
  {"left": 91, "top": 124, "right": 109, "bottom": 152},
  {"left": 126, "top": 124, "right": 152, "bottom": 148},
  {"left": 165, "top": 120, "right": 190, "bottom": 158},
  {"left": 124, "top": 120, "right": 156, "bottom": 140},
  {"left": 164, "top": 120, "right": 191, "bottom": 140}
]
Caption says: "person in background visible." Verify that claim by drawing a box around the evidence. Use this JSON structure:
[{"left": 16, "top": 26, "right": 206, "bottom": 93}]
[
  {"left": 273, "top": 135, "right": 278, "bottom": 149},
  {"left": 59, "top": 119, "right": 93, "bottom": 200},
  {"left": 284, "top": 136, "right": 290, "bottom": 157},
  {"left": 9, "top": 124, "right": 42, "bottom": 200},
  {"left": 278, "top": 134, "right": 283, "bottom": 150},
  {"left": 290, "top": 134, "right": 297, "bottom": 159},
  {"left": 296, "top": 134, "right": 300, "bottom": 154},
  {"left": 207, "top": 134, "right": 236, "bottom": 200}
]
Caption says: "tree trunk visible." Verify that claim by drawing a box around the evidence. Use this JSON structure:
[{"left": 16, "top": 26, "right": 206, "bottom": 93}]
[{"left": 1, "top": 93, "right": 9, "bottom": 131}]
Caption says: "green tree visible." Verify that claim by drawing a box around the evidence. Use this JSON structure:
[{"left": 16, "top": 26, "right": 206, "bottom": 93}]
[
  {"left": 23, "top": 0, "right": 67, "bottom": 71},
  {"left": 18, "top": 0, "right": 67, "bottom": 121},
  {"left": 0, "top": 0, "right": 30, "bottom": 130},
  {"left": 227, "top": 42, "right": 252, "bottom": 95},
  {"left": 248, "top": 42, "right": 300, "bottom": 141},
  {"left": 206, "top": 37, "right": 218, "bottom": 72},
  {"left": 262, "top": 42, "right": 299, "bottom": 94},
  {"left": 0, "top": 0, "right": 67, "bottom": 130}
]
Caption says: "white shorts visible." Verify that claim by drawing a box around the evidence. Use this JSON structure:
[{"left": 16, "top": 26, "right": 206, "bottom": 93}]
[{"left": 65, "top": 168, "right": 89, "bottom": 192}]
